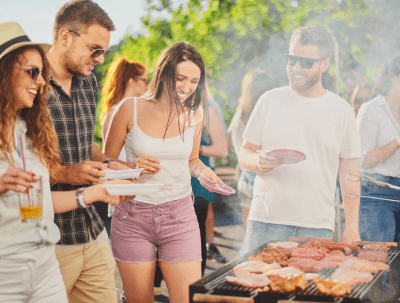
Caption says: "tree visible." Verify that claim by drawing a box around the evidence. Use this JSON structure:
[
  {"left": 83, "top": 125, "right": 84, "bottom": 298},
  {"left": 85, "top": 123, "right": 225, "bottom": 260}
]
[{"left": 95, "top": 0, "right": 399, "bottom": 147}]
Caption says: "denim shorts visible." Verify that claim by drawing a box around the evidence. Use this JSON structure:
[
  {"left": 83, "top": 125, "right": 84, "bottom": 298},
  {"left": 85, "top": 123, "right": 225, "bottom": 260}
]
[
  {"left": 111, "top": 195, "right": 201, "bottom": 263},
  {"left": 359, "top": 173, "right": 400, "bottom": 245},
  {"left": 240, "top": 221, "right": 333, "bottom": 256}
]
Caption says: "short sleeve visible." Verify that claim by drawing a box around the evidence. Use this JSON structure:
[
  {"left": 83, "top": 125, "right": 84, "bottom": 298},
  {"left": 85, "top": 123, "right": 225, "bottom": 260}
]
[
  {"left": 340, "top": 104, "right": 361, "bottom": 159},
  {"left": 356, "top": 102, "right": 378, "bottom": 166},
  {"left": 242, "top": 97, "right": 266, "bottom": 146}
]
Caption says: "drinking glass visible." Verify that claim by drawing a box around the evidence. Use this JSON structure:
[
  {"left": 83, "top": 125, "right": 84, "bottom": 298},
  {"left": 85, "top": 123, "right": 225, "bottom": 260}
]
[{"left": 19, "top": 176, "right": 43, "bottom": 222}]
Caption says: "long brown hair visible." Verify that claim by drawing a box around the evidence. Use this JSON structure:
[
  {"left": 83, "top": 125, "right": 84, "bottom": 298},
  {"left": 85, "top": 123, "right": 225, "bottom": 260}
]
[
  {"left": 100, "top": 56, "right": 147, "bottom": 123},
  {"left": 143, "top": 42, "right": 207, "bottom": 138},
  {"left": 229, "top": 69, "right": 276, "bottom": 132},
  {"left": 0, "top": 46, "right": 61, "bottom": 177}
]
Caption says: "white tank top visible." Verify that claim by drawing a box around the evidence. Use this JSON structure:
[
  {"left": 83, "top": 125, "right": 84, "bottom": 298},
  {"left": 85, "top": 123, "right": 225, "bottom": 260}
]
[
  {"left": 111, "top": 104, "right": 127, "bottom": 161},
  {"left": 125, "top": 97, "right": 194, "bottom": 204}
]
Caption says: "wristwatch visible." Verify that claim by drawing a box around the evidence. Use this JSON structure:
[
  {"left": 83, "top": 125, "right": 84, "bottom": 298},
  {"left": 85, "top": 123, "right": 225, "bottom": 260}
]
[
  {"left": 103, "top": 159, "right": 113, "bottom": 164},
  {"left": 76, "top": 187, "right": 87, "bottom": 208}
]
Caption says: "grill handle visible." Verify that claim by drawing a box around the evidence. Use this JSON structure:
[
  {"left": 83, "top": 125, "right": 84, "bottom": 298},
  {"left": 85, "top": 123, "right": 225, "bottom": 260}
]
[{"left": 193, "top": 294, "right": 254, "bottom": 303}]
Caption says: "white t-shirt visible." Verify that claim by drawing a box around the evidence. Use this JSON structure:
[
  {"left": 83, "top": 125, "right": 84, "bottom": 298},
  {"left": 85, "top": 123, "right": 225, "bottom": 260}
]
[{"left": 242, "top": 86, "right": 361, "bottom": 231}]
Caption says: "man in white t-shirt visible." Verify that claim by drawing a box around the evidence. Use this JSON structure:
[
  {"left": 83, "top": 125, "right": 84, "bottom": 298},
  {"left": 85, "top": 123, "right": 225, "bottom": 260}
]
[{"left": 239, "top": 26, "right": 362, "bottom": 255}]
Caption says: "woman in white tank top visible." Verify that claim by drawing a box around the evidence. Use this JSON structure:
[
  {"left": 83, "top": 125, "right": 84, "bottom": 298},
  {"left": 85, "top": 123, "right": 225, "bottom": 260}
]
[
  {"left": 99, "top": 57, "right": 149, "bottom": 235},
  {"left": 104, "top": 42, "right": 222, "bottom": 303}
]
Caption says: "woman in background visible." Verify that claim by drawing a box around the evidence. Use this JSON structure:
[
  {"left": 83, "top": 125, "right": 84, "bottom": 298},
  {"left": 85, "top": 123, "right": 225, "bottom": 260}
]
[
  {"left": 349, "top": 83, "right": 373, "bottom": 117},
  {"left": 228, "top": 69, "right": 276, "bottom": 233},
  {"left": 356, "top": 56, "right": 400, "bottom": 245},
  {"left": 97, "top": 56, "right": 148, "bottom": 236}
]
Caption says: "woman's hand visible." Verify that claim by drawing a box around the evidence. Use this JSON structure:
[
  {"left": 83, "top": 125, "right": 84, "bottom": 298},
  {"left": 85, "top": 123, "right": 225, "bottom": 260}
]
[
  {"left": 136, "top": 155, "right": 161, "bottom": 175},
  {"left": 0, "top": 167, "right": 37, "bottom": 194},
  {"left": 86, "top": 179, "right": 137, "bottom": 206},
  {"left": 198, "top": 166, "right": 223, "bottom": 184}
]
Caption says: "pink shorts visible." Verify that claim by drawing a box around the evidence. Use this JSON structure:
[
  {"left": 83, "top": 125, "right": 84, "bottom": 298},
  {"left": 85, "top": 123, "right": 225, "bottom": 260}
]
[{"left": 111, "top": 195, "right": 201, "bottom": 263}]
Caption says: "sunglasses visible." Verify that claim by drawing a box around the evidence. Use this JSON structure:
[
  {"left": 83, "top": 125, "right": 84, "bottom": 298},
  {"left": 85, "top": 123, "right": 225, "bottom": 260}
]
[
  {"left": 18, "top": 66, "right": 42, "bottom": 81},
  {"left": 285, "top": 54, "right": 327, "bottom": 69},
  {"left": 136, "top": 77, "right": 149, "bottom": 84},
  {"left": 68, "top": 30, "right": 112, "bottom": 58}
]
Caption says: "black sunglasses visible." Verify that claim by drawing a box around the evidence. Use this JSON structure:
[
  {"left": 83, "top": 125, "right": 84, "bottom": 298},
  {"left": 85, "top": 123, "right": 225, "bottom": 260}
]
[
  {"left": 135, "top": 77, "right": 149, "bottom": 84},
  {"left": 285, "top": 54, "right": 327, "bottom": 69},
  {"left": 68, "top": 30, "right": 112, "bottom": 58},
  {"left": 18, "top": 66, "right": 42, "bottom": 81}
]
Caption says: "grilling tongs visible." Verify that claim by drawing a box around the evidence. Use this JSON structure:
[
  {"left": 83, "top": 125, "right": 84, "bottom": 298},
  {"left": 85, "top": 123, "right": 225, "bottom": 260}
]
[{"left": 345, "top": 172, "right": 400, "bottom": 202}]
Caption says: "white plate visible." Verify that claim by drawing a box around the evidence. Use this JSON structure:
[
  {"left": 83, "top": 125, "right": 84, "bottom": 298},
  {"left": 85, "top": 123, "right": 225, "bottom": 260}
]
[
  {"left": 102, "top": 183, "right": 164, "bottom": 195},
  {"left": 100, "top": 168, "right": 144, "bottom": 180}
]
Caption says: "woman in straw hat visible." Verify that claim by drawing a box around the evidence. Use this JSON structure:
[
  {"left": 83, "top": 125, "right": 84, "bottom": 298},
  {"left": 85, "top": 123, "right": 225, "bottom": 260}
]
[{"left": 0, "top": 22, "right": 133, "bottom": 302}]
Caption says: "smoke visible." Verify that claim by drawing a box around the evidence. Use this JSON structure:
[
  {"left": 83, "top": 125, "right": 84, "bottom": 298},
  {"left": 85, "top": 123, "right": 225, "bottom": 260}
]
[{"left": 211, "top": 0, "right": 400, "bottom": 111}]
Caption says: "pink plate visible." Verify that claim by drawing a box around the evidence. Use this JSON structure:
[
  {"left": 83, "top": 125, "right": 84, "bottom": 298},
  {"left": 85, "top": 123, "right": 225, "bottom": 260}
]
[
  {"left": 198, "top": 177, "right": 236, "bottom": 195},
  {"left": 266, "top": 149, "right": 306, "bottom": 164}
]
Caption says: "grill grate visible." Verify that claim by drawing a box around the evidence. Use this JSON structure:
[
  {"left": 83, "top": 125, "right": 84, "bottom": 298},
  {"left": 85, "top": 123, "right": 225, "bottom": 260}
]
[{"left": 190, "top": 246, "right": 400, "bottom": 303}]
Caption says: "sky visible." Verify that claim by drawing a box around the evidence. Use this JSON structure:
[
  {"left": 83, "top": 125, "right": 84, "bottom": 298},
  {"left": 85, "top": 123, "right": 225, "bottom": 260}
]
[{"left": 0, "top": 0, "right": 147, "bottom": 47}]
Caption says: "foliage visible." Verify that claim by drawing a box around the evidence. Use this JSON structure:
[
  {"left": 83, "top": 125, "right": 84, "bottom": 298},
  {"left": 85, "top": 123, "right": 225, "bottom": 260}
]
[{"left": 95, "top": 0, "right": 400, "bottom": 162}]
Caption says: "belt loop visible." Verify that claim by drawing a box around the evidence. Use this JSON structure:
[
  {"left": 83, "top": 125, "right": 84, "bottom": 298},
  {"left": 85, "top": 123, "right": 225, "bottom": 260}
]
[{"left": 132, "top": 199, "right": 136, "bottom": 215}]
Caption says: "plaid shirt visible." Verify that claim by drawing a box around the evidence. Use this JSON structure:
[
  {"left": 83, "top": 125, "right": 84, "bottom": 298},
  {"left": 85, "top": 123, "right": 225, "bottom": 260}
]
[{"left": 47, "top": 73, "right": 104, "bottom": 245}]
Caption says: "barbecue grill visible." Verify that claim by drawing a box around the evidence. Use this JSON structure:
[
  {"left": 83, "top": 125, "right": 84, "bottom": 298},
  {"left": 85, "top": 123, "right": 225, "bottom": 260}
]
[{"left": 190, "top": 243, "right": 400, "bottom": 303}]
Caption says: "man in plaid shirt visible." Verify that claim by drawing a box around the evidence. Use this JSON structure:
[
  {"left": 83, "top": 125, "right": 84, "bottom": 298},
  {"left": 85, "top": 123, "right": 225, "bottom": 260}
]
[{"left": 46, "top": 1, "right": 130, "bottom": 302}]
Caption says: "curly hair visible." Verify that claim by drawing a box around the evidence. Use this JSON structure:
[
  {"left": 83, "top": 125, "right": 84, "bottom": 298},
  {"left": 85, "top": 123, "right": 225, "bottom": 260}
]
[
  {"left": 100, "top": 56, "right": 147, "bottom": 123},
  {"left": 0, "top": 46, "right": 61, "bottom": 178}
]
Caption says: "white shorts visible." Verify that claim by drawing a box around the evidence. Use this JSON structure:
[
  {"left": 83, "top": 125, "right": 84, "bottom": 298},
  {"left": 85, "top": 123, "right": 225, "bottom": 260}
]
[{"left": 0, "top": 245, "right": 68, "bottom": 303}]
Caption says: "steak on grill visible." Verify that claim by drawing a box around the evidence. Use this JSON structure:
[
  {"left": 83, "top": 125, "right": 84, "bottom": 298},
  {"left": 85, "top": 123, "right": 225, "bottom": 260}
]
[{"left": 233, "top": 261, "right": 281, "bottom": 274}]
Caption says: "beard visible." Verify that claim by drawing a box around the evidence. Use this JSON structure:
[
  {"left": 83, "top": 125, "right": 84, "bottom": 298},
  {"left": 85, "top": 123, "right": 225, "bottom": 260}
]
[
  {"left": 287, "top": 69, "right": 321, "bottom": 93},
  {"left": 63, "top": 44, "right": 90, "bottom": 77}
]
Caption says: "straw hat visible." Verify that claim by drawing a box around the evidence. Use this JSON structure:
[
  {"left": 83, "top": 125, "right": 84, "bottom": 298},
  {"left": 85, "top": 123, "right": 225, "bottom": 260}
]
[{"left": 0, "top": 22, "right": 51, "bottom": 61}]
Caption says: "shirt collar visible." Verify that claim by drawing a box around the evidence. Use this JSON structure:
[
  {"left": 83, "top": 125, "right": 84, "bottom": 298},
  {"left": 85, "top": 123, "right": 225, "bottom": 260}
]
[{"left": 49, "top": 72, "right": 85, "bottom": 88}]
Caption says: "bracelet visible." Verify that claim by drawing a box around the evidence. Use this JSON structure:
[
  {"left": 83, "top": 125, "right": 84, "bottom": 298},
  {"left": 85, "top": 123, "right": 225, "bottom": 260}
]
[
  {"left": 396, "top": 135, "right": 400, "bottom": 146},
  {"left": 192, "top": 163, "right": 203, "bottom": 177},
  {"left": 197, "top": 166, "right": 209, "bottom": 178},
  {"left": 75, "top": 187, "right": 87, "bottom": 208},
  {"left": 103, "top": 159, "right": 113, "bottom": 164}
]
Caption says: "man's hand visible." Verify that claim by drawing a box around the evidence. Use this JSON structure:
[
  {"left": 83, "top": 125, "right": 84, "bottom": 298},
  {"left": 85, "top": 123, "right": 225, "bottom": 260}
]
[
  {"left": 257, "top": 153, "right": 283, "bottom": 172},
  {"left": 58, "top": 161, "right": 106, "bottom": 185},
  {"left": 339, "top": 229, "right": 361, "bottom": 244}
]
